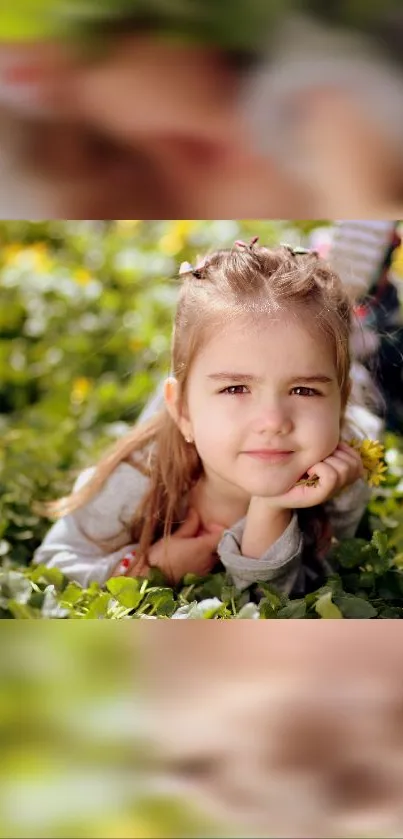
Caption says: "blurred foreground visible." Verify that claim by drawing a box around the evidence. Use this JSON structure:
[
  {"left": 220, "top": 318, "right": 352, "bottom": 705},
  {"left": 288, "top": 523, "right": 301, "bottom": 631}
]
[
  {"left": 1, "top": 2, "right": 403, "bottom": 216},
  {"left": 2, "top": 623, "right": 403, "bottom": 838}
]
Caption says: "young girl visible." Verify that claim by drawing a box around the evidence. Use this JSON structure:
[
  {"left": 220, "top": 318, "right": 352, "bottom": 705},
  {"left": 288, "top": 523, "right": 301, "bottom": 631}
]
[{"left": 32, "top": 240, "right": 374, "bottom": 599}]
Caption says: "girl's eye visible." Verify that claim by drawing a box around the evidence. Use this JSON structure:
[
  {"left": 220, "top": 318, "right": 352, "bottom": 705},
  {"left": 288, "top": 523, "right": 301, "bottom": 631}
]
[
  {"left": 292, "top": 386, "right": 321, "bottom": 397},
  {"left": 220, "top": 385, "right": 249, "bottom": 395}
]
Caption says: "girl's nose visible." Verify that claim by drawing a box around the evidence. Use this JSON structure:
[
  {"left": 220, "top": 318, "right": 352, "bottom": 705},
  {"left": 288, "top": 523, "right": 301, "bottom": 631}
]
[{"left": 257, "top": 407, "right": 293, "bottom": 436}]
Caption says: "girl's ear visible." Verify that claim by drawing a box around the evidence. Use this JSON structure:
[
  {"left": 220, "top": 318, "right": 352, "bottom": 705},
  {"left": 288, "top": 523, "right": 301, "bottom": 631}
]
[
  {"left": 163, "top": 376, "right": 192, "bottom": 438},
  {"left": 163, "top": 376, "right": 179, "bottom": 421}
]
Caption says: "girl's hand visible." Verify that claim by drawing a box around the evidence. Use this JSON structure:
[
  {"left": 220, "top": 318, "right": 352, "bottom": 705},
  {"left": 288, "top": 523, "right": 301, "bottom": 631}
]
[
  {"left": 115, "top": 508, "right": 225, "bottom": 586},
  {"left": 264, "top": 441, "right": 365, "bottom": 511},
  {"left": 148, "top": 508, "right": 225, "bottom": 585}
]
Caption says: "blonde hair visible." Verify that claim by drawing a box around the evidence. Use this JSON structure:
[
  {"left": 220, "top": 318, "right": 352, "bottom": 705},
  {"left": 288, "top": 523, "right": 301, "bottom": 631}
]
[{"left": 34, "top": 242, "right": 354, "bottom": 574}]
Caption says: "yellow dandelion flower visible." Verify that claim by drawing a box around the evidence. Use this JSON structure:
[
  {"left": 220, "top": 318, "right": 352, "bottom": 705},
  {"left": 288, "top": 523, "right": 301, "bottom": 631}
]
[
  {"left": 295, "top": 438, "right": 387, "bottom": 489},
  {"left": 31, "top": 243, "right": 52, "bottom": 272},
  {"left": 392, "top": 242, "right": 403, "bottom": 279},
  {"left": 348, "top": 438, "right": 387, "bottom": 487},
  {"left": 159, "top": 232, "right": 183, "bottom": 256},
  {"left": 71, "top": 377, "right": 92, "bottom": 405},
  {"left": 174, "top": 220, "right": 196, "bottom": 238},
  {"left": 74, "top": 267, "right": 92, "bottom": 285},
  {"left": 2, "top": 243, "right": 22, "bottom": 265}
]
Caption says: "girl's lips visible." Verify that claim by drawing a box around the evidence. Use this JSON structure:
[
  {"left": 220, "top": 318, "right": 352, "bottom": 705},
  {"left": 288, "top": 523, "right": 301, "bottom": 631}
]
[{"left": 244, "top": 451, "right": 293, "bottom": 462}]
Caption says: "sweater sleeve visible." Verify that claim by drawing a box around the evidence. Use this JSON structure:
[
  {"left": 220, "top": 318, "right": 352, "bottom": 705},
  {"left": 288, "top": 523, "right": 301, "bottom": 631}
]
[
  {"left": 217, "top": 511, "right": 303, "bottom": 594},
  {"left": 32, "top": 463, "right": 149, "bottom": 588}
]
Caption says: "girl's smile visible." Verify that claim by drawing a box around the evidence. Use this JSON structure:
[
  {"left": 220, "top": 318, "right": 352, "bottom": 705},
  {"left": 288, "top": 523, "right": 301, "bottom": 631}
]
[{"left": 243, "top": 449, "right": 294, "bottom": 462}]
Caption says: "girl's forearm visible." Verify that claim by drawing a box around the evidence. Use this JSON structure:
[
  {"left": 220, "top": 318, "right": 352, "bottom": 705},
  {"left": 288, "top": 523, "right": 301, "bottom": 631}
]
[{"left": 241, "top": 499, "right": 292, "bottom": 558}]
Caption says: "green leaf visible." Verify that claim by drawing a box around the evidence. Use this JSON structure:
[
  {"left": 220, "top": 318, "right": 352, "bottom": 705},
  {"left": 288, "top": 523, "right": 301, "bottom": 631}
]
[
  {"left": 143, "top": 587, "right": 176, "bottom": 616},
  {"left": 255, "top": 582, "right": 288, "bottom": 609},
  {"left": 335, "top": 594, "right": 378, "bottom": 618},
  {"left": 315, "top": 591, "right": 344, "bottom": 619},
  {"left": 106, "top": 577, "right": 143, "bottom": 609},
  {"left": 330, "top": 538, "right": 368, "bottom": 568},
  {"left": 378, "top": 606, "right": 403, "bottom": 618},
  {"left": 372, "top": 530, "right": 390, "bottom": 558},
  {"left": 358, "top": 570, "right": 375, "bottom": 589},
  {"left": 6, "top": 600, "right": 41, "bottom": 618},
  {"left": 277, "top": 599, "right": 307, "bottom": 618},
  {"left": 147, "top": 567, "right": 169, "bottom": 587},
  {"left": 84, "top": 592, "right": 112, "bottom": 619},
  {"left": 59, "top": 581, "right": 85, "bottom": 606},
  {"left": 30, "top": 563, "right": 65, "bottom": 589},
  {"left": 258, "top": 603, "right": 279, "bottom": 618}
]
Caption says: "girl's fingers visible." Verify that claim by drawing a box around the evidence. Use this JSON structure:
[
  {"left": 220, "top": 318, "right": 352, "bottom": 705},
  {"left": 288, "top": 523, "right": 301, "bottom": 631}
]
[
  {"left": 337, "top": 441, "right": 363, "bottom": 461},
  {"left": 339, "top": 440, "right": 358, "bottom": 454},
  {"left": 338, "top": 442, "right": 365, "bottom": 472},
  {"left": 283, "top": 444, "right": 364, "bottom": 509},
  {"left": 280, "top": 461, "right": 338, "bottom": 508},
  {"left": 322, "top": 454, "right": 352, "bottom": 485},
  {"left": 306, "top": 460, "right": 339, "bottom": 493},
  {"left": 330, "top": 447, "right": 365, "bottom": 479}
]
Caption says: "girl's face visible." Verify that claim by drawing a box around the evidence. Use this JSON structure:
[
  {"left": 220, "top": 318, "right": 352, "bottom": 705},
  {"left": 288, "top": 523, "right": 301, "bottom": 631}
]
[{"left": 182, "top": 313, "right": 343, "bottom": 500}]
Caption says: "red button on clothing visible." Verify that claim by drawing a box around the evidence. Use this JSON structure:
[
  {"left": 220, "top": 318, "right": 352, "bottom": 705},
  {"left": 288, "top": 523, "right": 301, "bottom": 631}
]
[{"left": 354, "top": 304, "right": 369, "bottom": 318}]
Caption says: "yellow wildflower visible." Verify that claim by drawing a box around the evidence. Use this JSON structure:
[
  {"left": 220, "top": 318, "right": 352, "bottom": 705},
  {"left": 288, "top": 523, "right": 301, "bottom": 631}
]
[
  {"left": 348, "top": 438, "right": 387, "bottom": 487},
  {"left": 159, "top": 232, "right": 183, "bottom": 256},
  {"left": 392, "top": 242, "right": 403, "bottom": 279},
  {"left": 74, "top": 267, "right": 92, "bottom": 285},
  {"left": 71, "top": 377, "right": 92, "bottom": 405},
  {"left": 30, "top": 242, "right": 52, "bottom": 271},
  {"left": 174, "top": 220, "right": 196, "bottom": 238},
  {"left": 296, "top": 438, "right": 387, "bottom": 489},
  {"left": 2, "top": 243, "right": 22, "bottom": 264}
]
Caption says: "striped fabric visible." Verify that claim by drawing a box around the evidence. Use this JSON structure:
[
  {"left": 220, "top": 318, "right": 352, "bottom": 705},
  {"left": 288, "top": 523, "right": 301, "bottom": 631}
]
[{"left": 328, "top": 220, "right": 397, "bottom": 297}]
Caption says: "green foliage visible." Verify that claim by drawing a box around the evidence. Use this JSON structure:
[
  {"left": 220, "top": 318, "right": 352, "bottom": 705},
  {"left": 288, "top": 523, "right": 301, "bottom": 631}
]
[
  {"left": 2, "top": 512, "right": 403, "bottom": 618},
  {"left": 2, "top": 0, "right": 400, "bottom": 54},
  {"left": 0, "top": 0, "right": 290, "bottom": 50}
]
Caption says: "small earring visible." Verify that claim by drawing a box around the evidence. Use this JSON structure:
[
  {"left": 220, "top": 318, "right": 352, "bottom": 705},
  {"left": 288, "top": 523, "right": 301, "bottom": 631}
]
[{"left": 184, "top": 435, "right": 193, "bottom": 444}]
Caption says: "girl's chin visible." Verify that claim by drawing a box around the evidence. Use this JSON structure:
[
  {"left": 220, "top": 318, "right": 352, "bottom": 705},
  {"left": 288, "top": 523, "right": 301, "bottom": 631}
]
[{"left": 239, "top": 480, "right": 298, "bottom": 498}]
